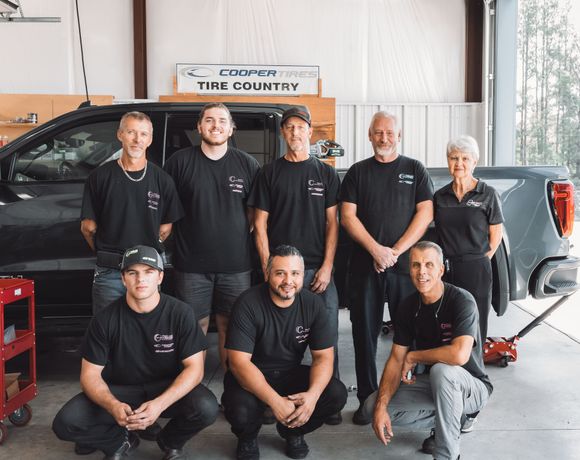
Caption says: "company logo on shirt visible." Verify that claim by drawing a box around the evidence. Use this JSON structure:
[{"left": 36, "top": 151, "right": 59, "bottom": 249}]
[
  {"left": 153, "top": 333, "right": 175, "bottom": 353},
  {"left": 228, "top": 175, "right": 245, "bottom": 194},
  {"left": 398, "top": 173, "right": 415, "bottom": 185},
  {"left": 147, "top": 191, "right": 160, "bottom": 210},
  {"left": 295, "top": 325, "right": 310, "bottom": 343},
  {"left": 440, "top": 323, "right": 453, "bottom": 343},
  {"left": 466, "top": 200, "right": 483, "bottom": 208},
  {"left": 307, "top": 179, "right": 324, "bottom": 197}
]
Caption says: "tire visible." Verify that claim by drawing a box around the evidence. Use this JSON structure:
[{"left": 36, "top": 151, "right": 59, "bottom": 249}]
[
  {"left": 8, "top": 404, "right": 32, "bottom": 427},
  {"left": 499, "top": 356, "right": 510, "bottom": 368},
  {"left": 0, "top": 422, "right": 7, "bottom": 445}
]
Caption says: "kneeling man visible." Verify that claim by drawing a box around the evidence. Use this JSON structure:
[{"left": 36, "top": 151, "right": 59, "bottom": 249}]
[
  {"left": 368, "top": 241, "right": 492, "bottom": 460},
  {"left": 223, "top": 245, "right": 347, "bottom": 460},
  {"left": 53, "top": 246, "right": 218, "bottom": 460}
]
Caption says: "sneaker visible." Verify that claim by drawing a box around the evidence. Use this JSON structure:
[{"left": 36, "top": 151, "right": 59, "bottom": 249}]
[
  {"left": 276, "top": 424, "right": 309, "bottom": 459},
  {"left": 352, "top": 404, "right": 371, "bottom": 425},
  {"left": 103, "top": 431, "right": 140, "bottom": 460},
  {"left": 421, "top": 429, "right": 435, "bottom": 455},
  {"left": 236, "top": 437, "right": 259, "bottom": 460},
  {"left": 461, "top": 415, "right": 477, "bottom": 433},
  {"left": 324, "top": 411, "right": 343, "bottom": 425}
]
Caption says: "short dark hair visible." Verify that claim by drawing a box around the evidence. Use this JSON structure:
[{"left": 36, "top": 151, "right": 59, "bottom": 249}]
[
  {"left": 197, "top": 102, "right": 236, "bottom": 129},
  {"left": 119, "top": 111, "right": 152, "bottom": 132},
  {"left": 410, "top": 241, "right": 444, "bottom": 264},
  {"left": 266, "top": 245, "right": 304, "bottom": 273}
]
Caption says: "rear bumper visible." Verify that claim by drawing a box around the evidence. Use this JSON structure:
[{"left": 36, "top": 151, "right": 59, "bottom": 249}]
[{"left": 531, "top": 256, "right": 580, "bottom": 299}]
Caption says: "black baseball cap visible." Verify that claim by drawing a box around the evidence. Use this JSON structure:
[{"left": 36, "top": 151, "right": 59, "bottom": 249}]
[
  {"left": 121, "top": 245, "right": 164, "bottom": 271},
  {"left": 281, "top": 106, "right": 311, "bottom": 126}
]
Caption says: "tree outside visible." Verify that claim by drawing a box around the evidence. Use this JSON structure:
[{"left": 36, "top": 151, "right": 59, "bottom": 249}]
[{"left": 517, "top": 0, "right": 580, "bottom": 193}]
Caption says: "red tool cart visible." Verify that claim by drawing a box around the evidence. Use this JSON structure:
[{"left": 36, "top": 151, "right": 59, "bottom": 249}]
[{"left": 0, "top": 278, "right": 37, "bottom": 445}]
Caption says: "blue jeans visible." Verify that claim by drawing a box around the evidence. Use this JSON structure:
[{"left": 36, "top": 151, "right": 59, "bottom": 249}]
[
  {"left": 303, "top": 268, "right": 339, "bottom": 378},
  {"left": 92, "top": 265, "right": 125, "bottom": 314}
]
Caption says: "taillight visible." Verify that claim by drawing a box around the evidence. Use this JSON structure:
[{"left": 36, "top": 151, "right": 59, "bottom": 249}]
[{"left": 550, "top": 181, "right": 575, "bottom": 237}]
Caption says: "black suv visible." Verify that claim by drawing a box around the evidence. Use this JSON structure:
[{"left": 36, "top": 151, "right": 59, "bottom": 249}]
[{"left": 0, "top": 102, "right": 291, "bottom": 333}]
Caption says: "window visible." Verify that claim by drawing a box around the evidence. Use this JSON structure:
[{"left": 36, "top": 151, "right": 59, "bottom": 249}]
[
  {"left": 12, "top": 121, "right": 121, "bottom": 182},
  {"left": 164, "top": 112, "right": 273, "bottom": 165}
]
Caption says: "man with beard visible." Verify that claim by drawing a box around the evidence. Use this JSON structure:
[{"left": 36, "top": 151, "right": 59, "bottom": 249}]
[
  {"left": 164, "top": 103, "right": 260, "bottom": 370},
  {"left": 222, "top": 245, "right": 347, "bottom": 460},
  {"left": 340, "top": 111, "right": 434, "bottom": 424},
  {"left": 81, "top": 111, "right": 183, "bottom": 315},
  {"left": 248, "top": 106, "right": 342, "bottom": 424}
]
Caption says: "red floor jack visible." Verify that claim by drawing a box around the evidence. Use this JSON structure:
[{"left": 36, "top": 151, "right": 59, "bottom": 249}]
[{"left": 484, "top": 294, "right": 573, "bottom": 367}]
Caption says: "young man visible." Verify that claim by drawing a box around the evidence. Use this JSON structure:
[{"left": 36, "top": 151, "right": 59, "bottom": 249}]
[
  {"left": 52, "top": 246, "right": 218, "bottom": 460},
  {"left": 249, "top": 106, "right": 342, "bottom": 423},
  {"left": 164, "top": 103, "right": 260, "bottom": 370},
  {"left": 81, "top": 112, "right": 183, "bottom": 313},
  {"left": 340, "top": 111, "right": 434, "bottom": 423},
  {"left": 223, "top": 245, "right": 347, "bottom": 460},
  {"left": 367, "top": 241, "right": 492, "bottom": 460}
]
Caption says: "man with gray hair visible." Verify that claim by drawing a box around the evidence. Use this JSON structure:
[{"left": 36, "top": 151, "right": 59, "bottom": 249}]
[
  {"left": 367, "top": 241, "right": 492, "bottom": 460},
  {"left": 81, "top": 111, "right": 183, "bottom": 314},
  {"left": 340, "top": 111, "right": 434, "bottom": 424}
]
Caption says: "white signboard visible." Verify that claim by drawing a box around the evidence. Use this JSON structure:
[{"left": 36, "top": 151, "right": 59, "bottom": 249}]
[{"left": 176, "top": 64, "right": 319, "bottom": 96}]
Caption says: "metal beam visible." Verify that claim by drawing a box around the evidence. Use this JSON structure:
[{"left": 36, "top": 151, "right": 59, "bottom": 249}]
[{"left": 133, "top": 0, "right": 147, "bottom": 99}]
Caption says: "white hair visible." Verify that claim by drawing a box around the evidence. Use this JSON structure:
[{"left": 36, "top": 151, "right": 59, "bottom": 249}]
[{"left": 446, "top": 135, "right": 479, "bottom": 162}]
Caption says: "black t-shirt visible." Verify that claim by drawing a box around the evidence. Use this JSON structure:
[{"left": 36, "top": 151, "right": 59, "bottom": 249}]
[
  {"left": 394, "top": 282, "right": 492, "bottom": 394},
  {"left": 339, "top": 155, "right": 434, "bottom": 273},
  {"left": 164, "top": 146, "right": 260, "bottom": 273},
  {"left": 81, "top": 160, "right": 184, "bottom": 254},
  {"left": 82, "top": 293, "right": 207, "bottom": 385},
  {"left": 247, "top": 157, "right": 340, "bottom": 269},
  {"left": 226, "top": 284, "right": 334, "bottom": 372},
  {"left": 434, "top": 180, "right": 504, "bottom": 258}
]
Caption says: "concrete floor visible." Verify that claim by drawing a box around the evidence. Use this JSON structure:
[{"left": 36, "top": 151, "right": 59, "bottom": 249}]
[{"left": 2, "top": 302, "right": 580, "bottom": 460}]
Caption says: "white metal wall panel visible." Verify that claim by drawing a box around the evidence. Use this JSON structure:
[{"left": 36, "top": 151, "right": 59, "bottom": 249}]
[{"left": 335, "top": 103, "right": 484, "bottom": 170}]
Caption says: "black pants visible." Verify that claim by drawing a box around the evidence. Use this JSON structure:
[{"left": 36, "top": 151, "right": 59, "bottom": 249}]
[
  {"left": 445, "top": 255, "right": 492, "bottom": 342},
  {"left": 349, "top": 269, "right": 415, "bottom": 403},
  {"left": 52, "top": 381, "right": 218, "bottom": 455},
  {"left": 222, "top": 366, "right": 347, "bottom": 440}
]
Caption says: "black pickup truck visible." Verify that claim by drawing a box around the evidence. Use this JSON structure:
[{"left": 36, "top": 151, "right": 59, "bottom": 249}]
[{"left": 0, "top": 102, "right": 578, "bottom": 334}]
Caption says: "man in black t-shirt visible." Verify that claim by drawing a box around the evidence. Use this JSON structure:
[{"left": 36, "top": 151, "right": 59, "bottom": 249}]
[
  {"left": 81, "top": 111, "right": 183, "bottom": 314},
  {"left": 53, "top": 246, "right": 218, "bottom": 460},
  {"left": 339, "top": 111, "right": 434, "bottom": 423},
  {"left": 248, "top": 106, "right": 342, "bottom": 423},
  {"left": 223, "top": 245, "right": 347, "bottom": 460},
  {"left": 164, "top": 103, "right": 260, "bottom": 371},
  {"left": 366, "top": 242, "right": 492, "bottom": 460}
]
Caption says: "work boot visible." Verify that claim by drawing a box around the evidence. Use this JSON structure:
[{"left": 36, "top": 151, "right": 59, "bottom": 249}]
[
  {"left": 236, "top": 437, "right": 259, "bottom": 460},
  {"left": 324, "top": 411, "right": 343, "bottom": 425},
  {"left": 421, "top": 429, "right": 435, "bottom": 454},
  {"left": 276, "top": 424, "right": 309, "bottom": 459},
  {"left": 352, "top": 403, "right": 371, "bottom": 425},
  {"left": 103, "top": 431, "right": 140, "bottom": 460}
]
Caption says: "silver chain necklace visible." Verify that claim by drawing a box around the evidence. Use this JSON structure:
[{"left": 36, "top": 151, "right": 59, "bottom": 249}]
[{"left": 118, "top": 158, "right": 147, "bottom": 182}]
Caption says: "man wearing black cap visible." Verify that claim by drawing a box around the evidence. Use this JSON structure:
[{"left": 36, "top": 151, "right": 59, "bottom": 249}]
[
  {"left": 248, "top": 106, "right": 342, "bottom": 424},
  {"left": 52, "top": 245, "right": 218, "bottom": 460}
]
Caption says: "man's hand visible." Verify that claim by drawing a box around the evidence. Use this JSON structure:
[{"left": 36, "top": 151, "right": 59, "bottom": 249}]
[
  {"left": 285, "top": 391, "right": 318, "bottom": 428},
  {"left": 108, "top": 401, "right": 134, "bottom": 427},
  {"left": 271, "top": 397, "right": 297, "bottom": 425},
  {"left": 401, "top": 352, "right": 417, "bottom": 384},
  {"left": 371, "top": 245, "right": 398, "bottom": 273},
  {"left": 373, "top": 406, "right": 394, "bottom": 446},
  {"left": 125, "top": 399, "right": 164, "bottom": 431},
  {"left": 310, "top": 266, "right": 332, "bottom": 294}
]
